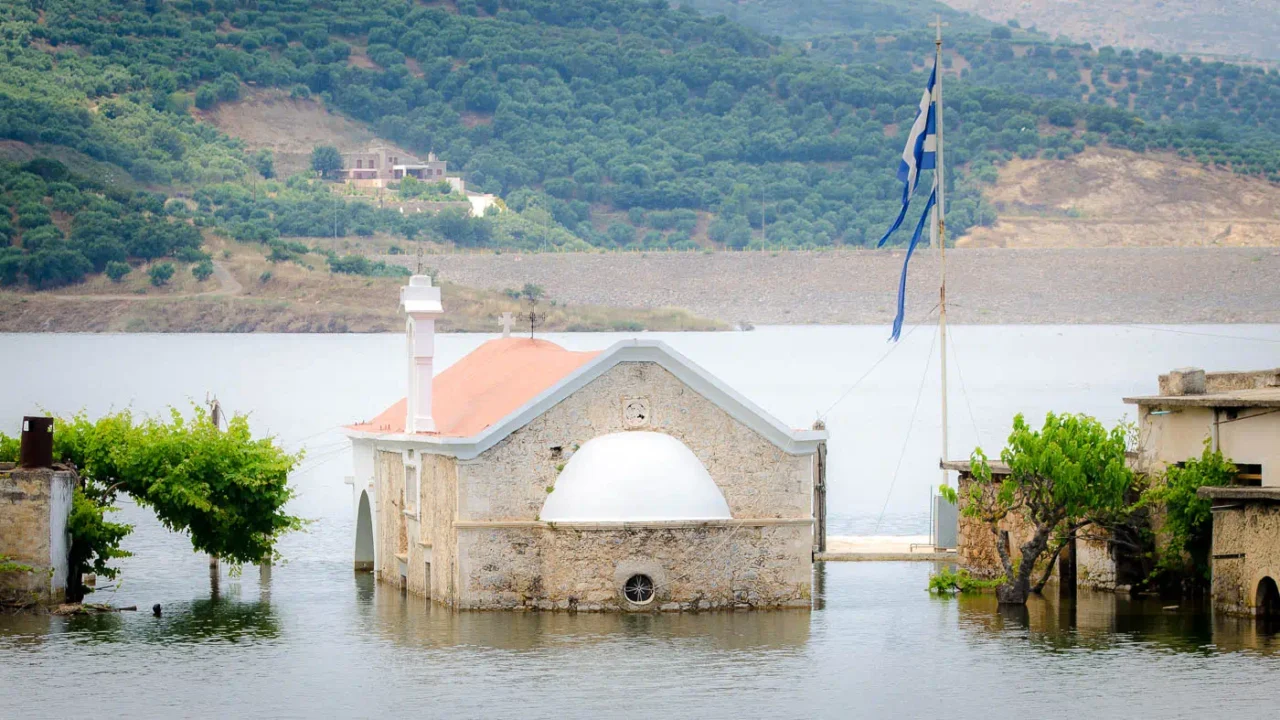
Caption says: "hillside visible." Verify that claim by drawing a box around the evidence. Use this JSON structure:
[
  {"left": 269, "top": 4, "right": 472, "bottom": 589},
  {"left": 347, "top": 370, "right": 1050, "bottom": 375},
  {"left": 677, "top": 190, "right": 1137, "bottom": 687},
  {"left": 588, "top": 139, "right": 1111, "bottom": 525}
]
[
  {"left": 939, "top": 0, "right": 1280, "bottom": 64},
  {"left": 959, "top": 148, "right": 1280, "bottom": 248},
  {"left": 1, "top": 0, "right": 1280, "bottom": 309},
  {"left": 196, "top": 89, "right": 414, "bottom": 179},
  {"left": 679, "top": 0, "right": 991, "bottom": 37},
  {"left": 0, "top": 232, "right": 722, "bottom": 333}
]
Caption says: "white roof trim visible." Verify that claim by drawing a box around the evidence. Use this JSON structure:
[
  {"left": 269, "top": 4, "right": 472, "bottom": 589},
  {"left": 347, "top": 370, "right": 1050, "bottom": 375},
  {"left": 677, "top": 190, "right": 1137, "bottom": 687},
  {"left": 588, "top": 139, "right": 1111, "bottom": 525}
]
[{"left": 345, "top": 339, "right": 827, "bottom": 459}]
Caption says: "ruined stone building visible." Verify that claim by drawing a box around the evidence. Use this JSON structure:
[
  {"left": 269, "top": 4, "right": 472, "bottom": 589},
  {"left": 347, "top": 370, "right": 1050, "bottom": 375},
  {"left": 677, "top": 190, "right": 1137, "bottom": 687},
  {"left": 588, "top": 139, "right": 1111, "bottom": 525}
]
[
  {"left": 344, "top": 276, "right": 826, "bottom": 611},
  {"left": 949, "top": 367, "right": 1280, "bottom": 615},
  {"left": 1126, "top": 367, "right": 1280, "bottom": 617},
  {"left": 0, "top": 418, "right": 73, "bottom": 607}
]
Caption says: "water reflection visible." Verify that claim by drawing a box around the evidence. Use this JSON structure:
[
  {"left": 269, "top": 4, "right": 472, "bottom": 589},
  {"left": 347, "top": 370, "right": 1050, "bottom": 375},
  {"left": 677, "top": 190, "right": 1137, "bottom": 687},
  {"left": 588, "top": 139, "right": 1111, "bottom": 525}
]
[
  {"left": 954, "top": 585, "right": 1280, "bottom": 655},
  {"left": 360, "top": 579, "right": 812, "bottom": 653},
  {"left": 145, "top": 597, "right": 281, "bottom": 644}
]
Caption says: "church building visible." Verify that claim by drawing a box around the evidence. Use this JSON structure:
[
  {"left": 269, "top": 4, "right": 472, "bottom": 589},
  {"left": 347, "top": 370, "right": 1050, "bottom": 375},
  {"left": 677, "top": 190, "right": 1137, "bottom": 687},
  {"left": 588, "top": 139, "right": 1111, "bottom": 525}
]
[{"left": 344, "top": 275, "right": 827, "bottom": 611}]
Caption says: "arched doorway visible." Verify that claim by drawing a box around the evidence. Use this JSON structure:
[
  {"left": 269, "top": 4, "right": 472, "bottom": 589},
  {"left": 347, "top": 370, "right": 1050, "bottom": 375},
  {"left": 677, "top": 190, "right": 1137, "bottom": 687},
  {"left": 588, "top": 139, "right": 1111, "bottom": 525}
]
[
  {"left": 355, "top": 490, "right": 374, "bottom": 572},
  {"left": 1257, "top": 577, "right": 1280, "bottom": 618}
]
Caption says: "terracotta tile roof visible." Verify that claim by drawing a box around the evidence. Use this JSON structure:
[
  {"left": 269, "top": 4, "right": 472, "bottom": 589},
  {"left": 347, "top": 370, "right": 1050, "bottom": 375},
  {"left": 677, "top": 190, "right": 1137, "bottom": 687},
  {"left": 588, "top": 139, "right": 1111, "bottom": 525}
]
[{"left": 348, "top": 338, "right": 601, "bottom": 438}]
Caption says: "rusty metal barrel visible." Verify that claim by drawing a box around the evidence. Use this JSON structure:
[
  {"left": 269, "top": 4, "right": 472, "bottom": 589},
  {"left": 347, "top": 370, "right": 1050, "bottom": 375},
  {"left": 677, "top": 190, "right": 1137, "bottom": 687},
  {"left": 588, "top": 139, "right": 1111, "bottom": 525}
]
[{"left": 18, "top": 416, "right": 54, "bottom": 468}]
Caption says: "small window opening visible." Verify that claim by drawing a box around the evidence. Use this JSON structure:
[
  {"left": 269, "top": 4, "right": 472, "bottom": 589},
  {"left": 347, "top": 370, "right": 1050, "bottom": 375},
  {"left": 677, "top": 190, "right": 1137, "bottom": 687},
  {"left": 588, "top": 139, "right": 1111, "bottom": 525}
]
[
  {"left": 1235, "top": 463, "right": 1263, "bottom": 487},
  {"left": 405, "top": 466, "right": 419, "bottom": 514},
  {"left": 624, "top": 574, "right": 655, "bottom": 605}
]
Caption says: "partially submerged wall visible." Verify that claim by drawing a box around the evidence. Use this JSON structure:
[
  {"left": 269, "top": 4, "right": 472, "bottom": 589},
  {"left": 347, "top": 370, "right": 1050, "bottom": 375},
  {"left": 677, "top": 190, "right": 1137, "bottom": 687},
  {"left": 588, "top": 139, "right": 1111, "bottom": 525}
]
[
  {"left": 0, "top": 466, "right": 73, "bottom": 606},
  {"left": 455, "top": 522, "right": 811, "bottom": 611},
  {"left": 1207, "top": 503, "right": 1280, "bottom": 616},
  {"left": 956, "top": 473, "right": 1118, "bottom": 591}
]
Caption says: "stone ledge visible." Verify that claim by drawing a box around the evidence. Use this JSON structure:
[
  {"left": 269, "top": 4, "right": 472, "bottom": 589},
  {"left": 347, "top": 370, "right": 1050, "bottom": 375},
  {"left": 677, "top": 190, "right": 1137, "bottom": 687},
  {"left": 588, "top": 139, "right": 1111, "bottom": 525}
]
[
  {"left": 454, "top": 518, "right": 813, "bottom": 530},
  {"left": 816, "top": 551, "right": 957, "bottom": 562},
  {"left": 1199, "top": 486, "right": 1280, "bottom": 503}
]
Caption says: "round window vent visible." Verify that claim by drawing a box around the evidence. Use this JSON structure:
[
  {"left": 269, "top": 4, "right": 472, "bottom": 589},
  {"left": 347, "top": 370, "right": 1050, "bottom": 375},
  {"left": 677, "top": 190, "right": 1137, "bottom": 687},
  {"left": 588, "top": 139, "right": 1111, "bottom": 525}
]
[{"left": 623, "top": 574, "right": 655, "bottom": 605}]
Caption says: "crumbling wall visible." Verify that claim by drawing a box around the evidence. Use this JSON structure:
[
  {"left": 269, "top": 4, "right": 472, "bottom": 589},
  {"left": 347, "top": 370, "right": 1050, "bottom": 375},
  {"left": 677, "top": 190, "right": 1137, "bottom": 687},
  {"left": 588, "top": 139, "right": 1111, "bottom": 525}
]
[
  {"left": 1208, "top": 504, "right": 1280, "bottom": 616},
  {"left": 956, "top": 473, "right": 1117, "bottom": 590},
  {"left": 0, "top": 466, "right": 73, "bottom": 606}
]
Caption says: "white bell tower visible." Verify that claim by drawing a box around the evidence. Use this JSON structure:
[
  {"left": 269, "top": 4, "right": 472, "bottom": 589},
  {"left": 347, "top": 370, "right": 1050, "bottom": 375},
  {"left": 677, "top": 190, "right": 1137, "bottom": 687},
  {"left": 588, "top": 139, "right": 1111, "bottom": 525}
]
[{"left": 401, "top": 275, "right": 444, "bottom": 433}]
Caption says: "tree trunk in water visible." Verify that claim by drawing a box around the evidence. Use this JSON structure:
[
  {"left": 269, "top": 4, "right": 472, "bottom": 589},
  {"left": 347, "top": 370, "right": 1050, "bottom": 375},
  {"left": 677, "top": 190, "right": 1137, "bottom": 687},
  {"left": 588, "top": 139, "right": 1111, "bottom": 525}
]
[
  {"left": 997, "top": 575, "right": 1030, "bottom": 604},
  {"left": 997, "top": 531, "right": 1050, "bottom": 605}
]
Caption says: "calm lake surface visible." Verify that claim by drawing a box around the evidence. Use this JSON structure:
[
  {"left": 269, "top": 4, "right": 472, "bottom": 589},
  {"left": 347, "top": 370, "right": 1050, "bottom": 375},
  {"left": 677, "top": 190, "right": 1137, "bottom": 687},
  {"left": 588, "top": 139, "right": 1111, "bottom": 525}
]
[{"left": 2, "top": 325, "right": 1279, "bottom": 717}]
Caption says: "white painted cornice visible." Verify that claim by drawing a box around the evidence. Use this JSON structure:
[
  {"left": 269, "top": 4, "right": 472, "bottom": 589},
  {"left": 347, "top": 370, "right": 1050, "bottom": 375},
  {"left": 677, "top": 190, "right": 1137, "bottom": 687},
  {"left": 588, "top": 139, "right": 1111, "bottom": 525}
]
[{"left": 344, "top": 339, "right": 829, "bottom": 459}]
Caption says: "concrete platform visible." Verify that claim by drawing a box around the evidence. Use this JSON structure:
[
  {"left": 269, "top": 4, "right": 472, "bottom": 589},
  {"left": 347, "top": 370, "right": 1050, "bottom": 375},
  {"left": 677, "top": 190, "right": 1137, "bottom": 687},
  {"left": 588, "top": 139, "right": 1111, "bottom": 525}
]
[{"left": 817, "top": 535, "right": 956, "bottom": 562}]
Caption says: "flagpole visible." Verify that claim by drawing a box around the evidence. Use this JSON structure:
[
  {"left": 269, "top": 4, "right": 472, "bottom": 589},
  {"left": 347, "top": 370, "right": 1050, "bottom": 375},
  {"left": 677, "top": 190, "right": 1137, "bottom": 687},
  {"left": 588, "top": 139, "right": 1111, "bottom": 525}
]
[{"left": 934, "top": 15, "right": 950, "bottom": 497}]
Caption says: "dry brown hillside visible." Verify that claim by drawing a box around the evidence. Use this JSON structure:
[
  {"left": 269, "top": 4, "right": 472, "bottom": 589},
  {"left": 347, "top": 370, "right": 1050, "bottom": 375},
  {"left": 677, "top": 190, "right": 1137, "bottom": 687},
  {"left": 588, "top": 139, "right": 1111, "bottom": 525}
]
[
  {"left": 958, "top": 148, "right": 1280, "bottom": 248},
  {"left": 194, "top": 89, "right": 417, "bottom": 177},
  {"left": 942, "top": 0, "right": 1280, "bottom": 63}
]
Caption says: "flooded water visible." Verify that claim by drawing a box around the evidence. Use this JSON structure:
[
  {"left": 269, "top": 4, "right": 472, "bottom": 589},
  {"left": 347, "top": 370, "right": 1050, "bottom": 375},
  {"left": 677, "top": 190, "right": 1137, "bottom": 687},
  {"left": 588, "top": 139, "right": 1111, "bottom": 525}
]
[{"left": 2, "top": 325, "right": 1280, "bottom": 717}]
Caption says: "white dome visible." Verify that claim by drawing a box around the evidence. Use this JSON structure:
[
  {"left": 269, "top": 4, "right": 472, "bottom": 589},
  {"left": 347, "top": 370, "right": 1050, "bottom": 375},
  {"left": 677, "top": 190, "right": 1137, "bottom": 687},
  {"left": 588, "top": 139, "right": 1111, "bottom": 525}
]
[{"left": 540, "top": 432, "right": 731, "bottom": 522}]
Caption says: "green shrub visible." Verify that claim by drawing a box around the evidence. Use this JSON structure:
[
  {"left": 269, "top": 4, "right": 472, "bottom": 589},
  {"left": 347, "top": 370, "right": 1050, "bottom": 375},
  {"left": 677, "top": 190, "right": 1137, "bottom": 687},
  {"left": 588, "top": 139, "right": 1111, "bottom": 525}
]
[
  {"left": 928, "top": 567, "right": 1004, "bottom": 594},
  {"left": 105, "top": 261, "right": 131, "bottom": 282},
  {"left": 148, "top": 262, "right": 175, "bottom": 286},
  {"left": 192, "top": 259, "right": 214, "bottom": 281}
]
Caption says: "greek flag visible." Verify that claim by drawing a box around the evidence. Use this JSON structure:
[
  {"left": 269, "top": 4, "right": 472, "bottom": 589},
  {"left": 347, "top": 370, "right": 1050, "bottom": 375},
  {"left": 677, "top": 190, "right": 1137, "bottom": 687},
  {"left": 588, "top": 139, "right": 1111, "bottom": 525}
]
[
  {"left": 877, "top": 64, "right": 937, "bottom": 248},
  {"left": 877, "top": 64, "right": 939, "bottom": 341},
  {"left": 889, "top": 188, "right": 936, "bottom": 341}
]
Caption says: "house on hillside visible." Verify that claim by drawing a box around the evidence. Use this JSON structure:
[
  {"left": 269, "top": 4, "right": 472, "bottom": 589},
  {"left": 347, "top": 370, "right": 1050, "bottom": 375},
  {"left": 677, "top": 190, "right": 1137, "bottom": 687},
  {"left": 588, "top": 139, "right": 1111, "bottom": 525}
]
[
  {"left": 343, "top": 275, "right": 827, "bottom": 611},
  {"left": 340, "top": 147, "right": 462, "bottom": 192}
]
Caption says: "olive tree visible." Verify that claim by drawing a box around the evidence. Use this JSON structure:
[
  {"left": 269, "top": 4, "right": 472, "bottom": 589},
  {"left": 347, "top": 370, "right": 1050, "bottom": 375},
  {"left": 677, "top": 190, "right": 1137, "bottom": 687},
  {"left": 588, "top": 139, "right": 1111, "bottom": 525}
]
[
  {"left": 962, "top": 413, "right": 1134, "bottom": 604},
  {"left": 310, "top": 145, "right": 343, "bottom": 179}
]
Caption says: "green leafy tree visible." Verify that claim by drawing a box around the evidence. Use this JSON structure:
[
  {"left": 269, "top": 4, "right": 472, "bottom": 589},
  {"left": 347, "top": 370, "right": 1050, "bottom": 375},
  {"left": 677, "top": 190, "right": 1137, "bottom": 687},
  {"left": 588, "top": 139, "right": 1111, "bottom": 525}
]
[
  {"left": 1143, "top": 442, "right": 1235, "bottom": 584},
  {"left": 521, "top": 282, "right": 545, "bottom": 338},
  {"left": 252, "top": 149, "right": 275, "bottom": 179},
  {"left": 149, "top": 262, "right": 176, "bottom": 286},
  {"left": 964, "top": 413, "right": 1134, "bottom": 604},
  {"left": 66, "top": 488, "right": 132, "bottom": 602},
  {"left": 105, "top": 260, "right": 131, "bottom": 282},
  {"left": 192, "top": 259, "right": 214, "bottom": 281},
  {"left": 310, "top": 145, "right": 343, "bottom": 179},
  {"left": 21, "top": 249, "right": 93, "bottom": 290},
  {"left": 0, "top": 409, "right": 301, "bottom": 601}
]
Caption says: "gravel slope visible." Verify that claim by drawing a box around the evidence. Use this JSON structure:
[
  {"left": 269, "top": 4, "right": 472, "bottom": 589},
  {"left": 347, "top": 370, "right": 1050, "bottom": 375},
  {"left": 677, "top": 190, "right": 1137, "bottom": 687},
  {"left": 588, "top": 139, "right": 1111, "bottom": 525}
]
[{"left": 406, "top": 247, "right": 1280, "bottom": 325}]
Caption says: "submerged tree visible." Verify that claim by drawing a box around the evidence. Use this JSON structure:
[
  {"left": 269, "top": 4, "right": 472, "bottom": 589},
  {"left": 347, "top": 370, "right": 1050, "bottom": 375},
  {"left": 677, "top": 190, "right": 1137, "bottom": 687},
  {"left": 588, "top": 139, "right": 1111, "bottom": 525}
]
[
  {"left": 0, "top": 407, "right": 303, "bottom": 601},
  {"left": 963, "top": 413, "right": 1134, "bottom": 605}
]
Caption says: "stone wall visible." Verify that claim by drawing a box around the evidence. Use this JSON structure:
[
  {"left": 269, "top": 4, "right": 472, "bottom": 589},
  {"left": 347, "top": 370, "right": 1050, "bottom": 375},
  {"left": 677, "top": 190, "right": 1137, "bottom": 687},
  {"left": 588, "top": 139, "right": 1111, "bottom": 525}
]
[
  {"left": 456, "top": 361, "right": 812, "bottom": 524},
  {"left": 956, "top": 473, "right": 1037, "bottom": 580},
  {"left": 1208, "top": 503, "right": 1280, "bottom": 616},
  {"left": 0, "top": 466, "right": 73, "bottom": 606},
  {"left": 421, "top": 452, "right": 458, "bottom": 602},
  {"left": 455, "top": 523, "right": 812, "bottom": 611},
  {"left": 376, "top": 360, "right": 818, "bottom": 610},
  {"left": 956, "top": 473, "right": 1117, "bottom": 590},
  {"left": 374, "top": 450, "right": 406, "bottom": 589}
]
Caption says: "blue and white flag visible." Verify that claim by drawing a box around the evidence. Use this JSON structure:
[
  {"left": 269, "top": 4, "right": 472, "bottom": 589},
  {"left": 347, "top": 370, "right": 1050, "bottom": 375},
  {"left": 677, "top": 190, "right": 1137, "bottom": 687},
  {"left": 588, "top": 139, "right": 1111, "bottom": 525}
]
[
  {"left": 876, "top": 64, "right": 939, "bottom": 341},
  {"left": 889, "top": 188, "right": 936, "bottom": 341},
  {"left": 876, "top": 65, "right": 937, "bottom": 249}
]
